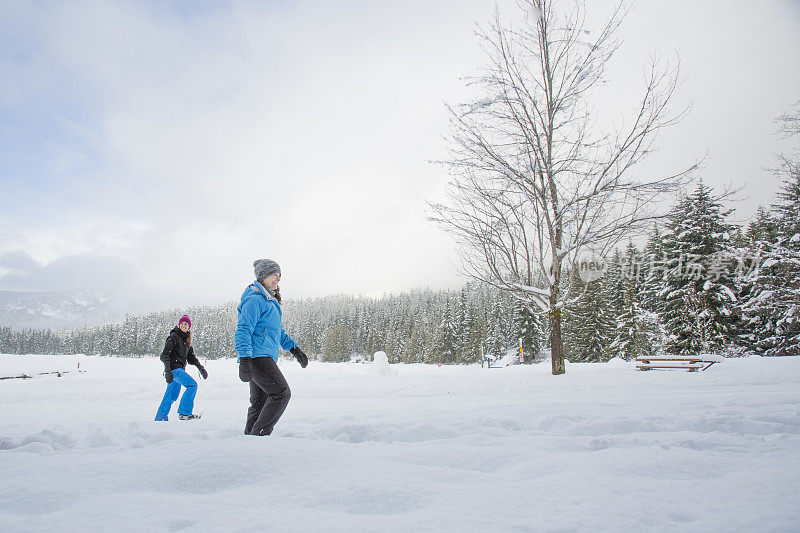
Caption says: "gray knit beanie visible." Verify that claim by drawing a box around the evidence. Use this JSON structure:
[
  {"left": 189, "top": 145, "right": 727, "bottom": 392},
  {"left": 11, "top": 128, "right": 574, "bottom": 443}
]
[{"left": 253, "top": 259, "right": 281, "bottom": 281}]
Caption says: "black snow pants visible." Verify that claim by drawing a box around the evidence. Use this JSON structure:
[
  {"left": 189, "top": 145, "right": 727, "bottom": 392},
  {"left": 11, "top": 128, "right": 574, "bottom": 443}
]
[{"left": 245, "top": 356, "right": 291, "bottom": 436}]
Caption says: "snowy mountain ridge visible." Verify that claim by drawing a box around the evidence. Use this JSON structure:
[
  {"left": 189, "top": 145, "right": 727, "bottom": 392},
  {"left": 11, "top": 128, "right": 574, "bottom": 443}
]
[{"left": 0, "top": 288, "right": 116, "bottom": 330}]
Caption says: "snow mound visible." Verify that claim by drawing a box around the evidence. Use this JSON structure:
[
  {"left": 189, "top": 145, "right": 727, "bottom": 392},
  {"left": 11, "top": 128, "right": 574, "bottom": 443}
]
[
  {"left": 370, "top": 351, "right": 397, "bottom": 375},
  {"left": 497, "top": 352, "right": 521, "bottom": 366}
]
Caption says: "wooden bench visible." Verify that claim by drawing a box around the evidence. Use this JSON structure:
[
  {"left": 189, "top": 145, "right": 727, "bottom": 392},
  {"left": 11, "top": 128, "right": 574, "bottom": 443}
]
[{"left": 636, "top": 355, "right": 721, "bottom": 372}]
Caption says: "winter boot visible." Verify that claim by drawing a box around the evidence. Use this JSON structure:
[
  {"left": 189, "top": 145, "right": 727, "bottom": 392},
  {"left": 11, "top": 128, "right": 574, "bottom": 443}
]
[{"left": 179, "top": 413, "right": 202, "bottom": 420}]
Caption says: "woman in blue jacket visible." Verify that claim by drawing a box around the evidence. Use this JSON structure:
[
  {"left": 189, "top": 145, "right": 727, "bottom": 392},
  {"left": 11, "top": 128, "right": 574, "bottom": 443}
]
[{"left": 235, "top": 259, "right": 308, "bottom": 436}]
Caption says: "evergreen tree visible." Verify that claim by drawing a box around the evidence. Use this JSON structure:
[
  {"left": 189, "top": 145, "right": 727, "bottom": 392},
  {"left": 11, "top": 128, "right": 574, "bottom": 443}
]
[
  {"left": 640, "top": 224, "right": 665, "bottom": 315},
  {"left": 436, "top": 299, "right": 458, "bottom": 364},
  {"left": 591, "top": 250, "right": 620, "bottom": 362},
  {"left": 322, "top": 322, "right": 350, "bottom": 362},
  {"left": 659, "top": 182, "right": 738, "bottom": 354},
  {"left": 513, "top": 300, "right": 542, "bottom": 362},
  {"left": 740, "top": 164, "right": 800, "bottom": 355},
  {"left": 456, "top": 289, "right": 472, "bottom": 363},
  {"left": 607, "top": 243, "right": 645, "bottom": 360},
  {"left": 564, "top": 269, "right": 612, "bottom": 362}
]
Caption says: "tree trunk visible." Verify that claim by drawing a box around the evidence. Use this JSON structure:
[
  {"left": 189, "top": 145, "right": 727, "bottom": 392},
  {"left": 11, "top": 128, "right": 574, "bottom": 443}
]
[{"left": 550, "top": 304, "right": 566, "bottom": 376}]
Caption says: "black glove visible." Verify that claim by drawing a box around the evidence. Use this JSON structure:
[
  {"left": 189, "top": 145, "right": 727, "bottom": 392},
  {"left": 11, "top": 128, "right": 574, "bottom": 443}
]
[
  {"left": 239, "top": 357, "right": 252, "bottom": 382},
  {"left": 290, "top": 347, "right": 308, "bottom": 368},
  {"left": 198, "top": 365, "right": 208, "bottom": 379},
  {"left": 164, "top": 368, "right": 173, "bottom": 384}
]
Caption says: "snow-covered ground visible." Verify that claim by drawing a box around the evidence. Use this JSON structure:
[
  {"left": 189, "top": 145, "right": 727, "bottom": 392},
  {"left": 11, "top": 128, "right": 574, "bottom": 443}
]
[{"left": 1, "top": 355, "right": 799, "bottom": 532}]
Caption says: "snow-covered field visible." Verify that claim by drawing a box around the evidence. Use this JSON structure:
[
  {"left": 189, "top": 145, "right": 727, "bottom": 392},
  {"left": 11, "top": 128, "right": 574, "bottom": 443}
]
[{"left": 1, "top": 355, "right": 799, "bottom": 532}]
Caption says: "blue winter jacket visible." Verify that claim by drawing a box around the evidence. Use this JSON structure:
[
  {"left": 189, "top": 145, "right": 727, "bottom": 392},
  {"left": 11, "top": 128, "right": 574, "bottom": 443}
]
[{"left": 234, "top": 281, "right": 297, "bottom": 362}]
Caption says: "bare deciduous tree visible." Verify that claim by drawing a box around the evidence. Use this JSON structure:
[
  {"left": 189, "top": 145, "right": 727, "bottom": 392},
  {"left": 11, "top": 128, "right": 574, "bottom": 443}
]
[
  {"left": 429, "top": 0, "right": 694, "bottom": 375},
  {"left": 776, "top": 101, "right": 800, "bottom": 139}
]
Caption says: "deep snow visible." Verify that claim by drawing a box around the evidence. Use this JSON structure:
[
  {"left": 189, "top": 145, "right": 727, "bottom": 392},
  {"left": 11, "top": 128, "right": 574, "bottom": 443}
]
[{"left": 1, "top": 355, "right": 799, "bottom": 532}]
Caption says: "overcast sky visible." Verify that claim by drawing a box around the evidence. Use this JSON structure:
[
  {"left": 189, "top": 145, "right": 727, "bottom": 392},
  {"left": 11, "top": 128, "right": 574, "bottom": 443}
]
[{"left": 1, "top": 0, "right": 799, "bottom": 313}]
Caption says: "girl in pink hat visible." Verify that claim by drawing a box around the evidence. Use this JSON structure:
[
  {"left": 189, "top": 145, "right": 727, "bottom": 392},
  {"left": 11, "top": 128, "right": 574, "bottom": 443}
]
[{"left": 155, "top": 315, "right": 208, "bottom": 421}]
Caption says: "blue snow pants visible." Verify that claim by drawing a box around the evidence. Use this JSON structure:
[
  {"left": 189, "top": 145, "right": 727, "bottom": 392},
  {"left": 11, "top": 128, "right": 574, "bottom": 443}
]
[{"left": 154, "top": 368, "right": 197, "bottom": 421}]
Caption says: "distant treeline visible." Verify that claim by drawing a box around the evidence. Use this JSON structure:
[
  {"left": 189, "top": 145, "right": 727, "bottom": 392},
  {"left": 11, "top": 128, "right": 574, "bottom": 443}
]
[{"left": 0, "top": 284, "right": 546, "bottom": 364}]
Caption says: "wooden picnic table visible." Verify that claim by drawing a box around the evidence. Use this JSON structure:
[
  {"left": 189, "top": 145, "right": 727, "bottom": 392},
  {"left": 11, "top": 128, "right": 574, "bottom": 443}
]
[{"left": 636, "top": 355, "right": 721, "bottom": 372}]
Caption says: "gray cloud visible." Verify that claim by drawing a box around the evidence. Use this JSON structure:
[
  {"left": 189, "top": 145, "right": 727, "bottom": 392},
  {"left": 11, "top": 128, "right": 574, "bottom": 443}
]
[
  {"left": 0, "top": 250, "right": 130, "bottom": 292},
  {"left": 1, "top": 0, "right": 798, "bottom": 314}
]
